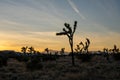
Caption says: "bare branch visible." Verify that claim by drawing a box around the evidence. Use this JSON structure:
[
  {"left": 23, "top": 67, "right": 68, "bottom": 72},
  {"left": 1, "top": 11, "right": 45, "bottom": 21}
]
[
  {"left": 73, "top": 21, "right": 77, "bottom": 33},
  {"left": 86, "top": 38, "right": 90, "bottom": 45},
  {"left": 74, "top": 21, "right": 77, "bottom": 27},
  {"left": 79, "top": 42, "right": 84, "bottom": 46},
  {"left": 56, "top": 32, "right": 67, "bottom": 36},
  {"left": 63, "top": 28, "right": 69, "bottom": 33}
]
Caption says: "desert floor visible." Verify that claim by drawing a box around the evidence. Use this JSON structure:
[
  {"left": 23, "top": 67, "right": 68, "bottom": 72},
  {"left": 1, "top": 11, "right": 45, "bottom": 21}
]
[{"left": 0, "top": 56, "right": 120, "bottom": 80}]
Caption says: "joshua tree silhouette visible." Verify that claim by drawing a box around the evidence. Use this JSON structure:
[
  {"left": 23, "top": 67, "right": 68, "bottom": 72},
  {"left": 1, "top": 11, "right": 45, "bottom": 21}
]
[
  {"left": 28, "top": 46, "right": 35, "bottom": 54},
  {"left": 60, "top": 48, "right": 65, "bottom": 56},
  {"left": 112, "top": 45, "right": 119, "bottom": 53},
  {"left": 75, "top": 42, "right": 84, "bottom": 54},
  {"left": 106, "top": 45, "right": 119, "bottom": 53},
  {"left": 21, "top": 46, "right": 28, "bottom": 54},
  {"left": 75, "top": 38, "right": 90, "bottom": 54},
  {"left": 56, "top": 21, "right": 77, "bottom": 66},
  {"left": 84, "top": 38, "right": 90, "bottom": 53},
  {"left": 75, "top": 45, "right": 80, "bottom": 53},
  {"left": 45, "top": 48, "right": 49, "bottom": 54},
  {"left": 103, "top": 48, "right": 108, "bottom": 53}
]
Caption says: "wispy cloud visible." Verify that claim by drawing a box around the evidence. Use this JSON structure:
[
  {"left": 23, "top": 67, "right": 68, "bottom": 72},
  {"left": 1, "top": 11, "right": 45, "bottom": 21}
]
[
  {"left": 0, "top": 0, "right": 65, "bottom": 32},
  {"left": 67, "top": 0, "right": 86, "bottom": 20}
]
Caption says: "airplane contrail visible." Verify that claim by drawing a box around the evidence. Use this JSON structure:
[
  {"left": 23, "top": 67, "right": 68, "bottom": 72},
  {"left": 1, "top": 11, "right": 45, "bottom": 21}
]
[{"left": 67, "top": 0, "right": 86, "bottom": 20}]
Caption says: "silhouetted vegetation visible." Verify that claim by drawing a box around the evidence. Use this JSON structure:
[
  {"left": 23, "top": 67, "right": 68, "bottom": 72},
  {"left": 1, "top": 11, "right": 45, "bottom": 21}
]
[
  {"left": 28, "top": 46, "right": 35, "bottom": 54},
  {"left": 0, "top": 55, "right": 8, "bottom": 67},
  {"left": 103, "top": 45, "right": 120, "bottom": 61},
  {"left": 56, "top": 21, "right": 77, "bottom": 66},
  {"left": 75, "top": 38, "right": 92, "bottom": 62},
  {"left": 60, "top": 48, "right": 65, "bottom": 57},
  {"left": 112, "top": 45, "right": 119, "bottom": 53},
  {"left": 0, "top": 44, "right": 120, "bottom": 80},
  {"left": 75, "top": 38, "right": 90, "bottom": 54},
  {"left": 113, "top": 53, "right": 120, "bottom": 61},
  {"left": 26, "top": 56, "right": 43, "bottom": 71},
  {"left": 103, "top": 48, "right": 110, "bottom": 62},
  {"left": 84, "top": 38, "right": 90, "bottom": 53},
  {"left": 76, "top": 54, "right": 92, "bottom": 62},
  {"left": 21, "top": 46, "right": 28, "bottom": 54},
  {"left": 75, "top": 42, "right": 84, "bottom": 54},
  {"left": 45, "top": 48, "right": 49, "bottom": 54},
  {"left": 111, "top": 45, "right": 120, "bottom": 61},
  {"left": 15, "top": 54, "right": 29, "bottom": 62},
  {"left": 42, "top": 54, "right": 58, "bottom": 61}
]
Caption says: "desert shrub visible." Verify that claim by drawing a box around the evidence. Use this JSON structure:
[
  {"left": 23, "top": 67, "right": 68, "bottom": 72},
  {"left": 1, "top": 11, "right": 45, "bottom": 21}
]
[
  {"left": 16, "top": 55, "right": 29, "bottom": 62},
  {"left": 26, "top": 62, "right": 43, "bottom": 71},
  {"left": 112, "top": 53, "right": 120, "bottom": 61},
  {"left": 101, "top": 52, "right": 112, "bottom": 63},
  {"left": 0, "top": 55, "right": 8, "bottom": 67},
  {"left": 44, "top": 62, "right": 56, "bottom": 69},
  {"left": 42, "top": 54, "right": 57, "bottom": 61},
  {"left": 26, "top": 57, "right": 43, "bottom": 71},
  {"left": 91, "top": 55, "right": 108, "bottom": 63},
  {"left": 0, "top": 57, "right": 3, "bottom": 67},
  {"left": 76, "top": 54, "right": 92, "bottom": 62}
]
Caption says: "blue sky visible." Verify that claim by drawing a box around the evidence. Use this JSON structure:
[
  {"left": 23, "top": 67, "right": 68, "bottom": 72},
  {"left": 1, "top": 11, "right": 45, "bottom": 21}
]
[{"left": 0, "top": 0, "right": 120, "bottom": 51}]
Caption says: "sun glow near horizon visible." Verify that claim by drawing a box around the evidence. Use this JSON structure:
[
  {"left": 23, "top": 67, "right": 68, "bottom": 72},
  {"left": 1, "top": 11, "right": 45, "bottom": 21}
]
[{"left": 0, "top": 31, "right": 120, "bottom": 52}]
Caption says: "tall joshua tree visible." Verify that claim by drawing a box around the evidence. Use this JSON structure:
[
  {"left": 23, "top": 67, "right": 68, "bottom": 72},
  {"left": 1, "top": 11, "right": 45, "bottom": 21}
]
[{"left": 56, "top": 21, "right": 77, "bottom": 66}]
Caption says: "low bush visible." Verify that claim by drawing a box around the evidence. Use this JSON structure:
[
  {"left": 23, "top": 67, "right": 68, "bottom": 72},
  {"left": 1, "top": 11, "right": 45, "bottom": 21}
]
[
  {"left": 15, "top": 55, "right": 29, "bottom": 62},
  {"left": 112, "top": 53, "right": 120, "bottom": 61},
  {"left": 26, "top": 57, "right": 43, "bottom": 71},
  {"left": 42, "top": 55, "right": 57, "bottom": 61},
  {"left": 0, "top": 56, "right": 8, "bottom": 67},
  {"left": 76, "top": 54, "right": 92, "bottom": 62}
]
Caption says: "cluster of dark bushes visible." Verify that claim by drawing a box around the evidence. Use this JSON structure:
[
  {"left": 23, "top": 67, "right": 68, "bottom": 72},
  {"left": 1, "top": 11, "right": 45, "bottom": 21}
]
[
  {"left": 26, "top": 53, "right": 60, "bottom": 70},
  {"left": 112, "top": 53, "right": 120, "bottom": 61},
  {"left": 0, "top": 55, "right": 8, "bottom": 67},
  {"left": 0, "top": 51, "right": 15, "bottom": 67},
  {"left": 75, "top": 52, "right": 120, "bottom": 62},
  {"left": 76, "top": 53, "right": 93, "bottom": 62},
  {"left": 42, "top": 54, "right": 59, "bottom": 61},
  {"left": 15, "top": 54, "right": 30, "bottom": 62},
  {"left": 26, "top": 55, "right": 43, "bottom": 71},
  {"left": 0, "top": 49, "right": 120, "bottom": 71},
  {"left": 0, "top": 50, "right": 60, "bottom": 71},
  {"left": 12, "top": 53, "right": 59, "bottom": 63}
]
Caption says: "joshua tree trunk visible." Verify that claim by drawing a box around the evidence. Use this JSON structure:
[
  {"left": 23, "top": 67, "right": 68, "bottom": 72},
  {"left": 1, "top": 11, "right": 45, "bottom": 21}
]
[{"left": 69, "top": 37, "right": 75, "bottom": 66}]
